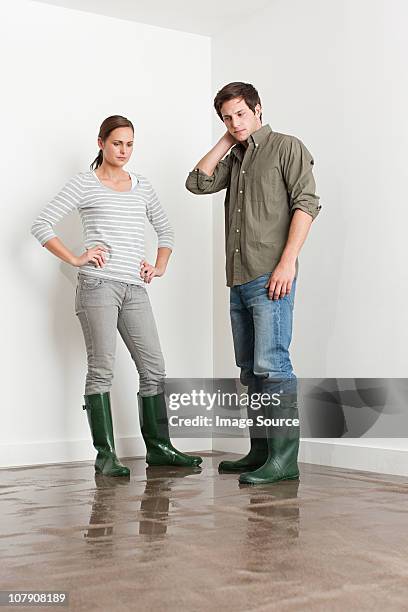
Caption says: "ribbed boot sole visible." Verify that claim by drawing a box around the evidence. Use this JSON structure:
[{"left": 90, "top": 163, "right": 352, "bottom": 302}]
[{"left": 240, "top": 473, "right": 300, "bottom": 485}]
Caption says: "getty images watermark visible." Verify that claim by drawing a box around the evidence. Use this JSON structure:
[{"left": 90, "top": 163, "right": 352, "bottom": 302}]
[
  {"left": 166, "top": 389, "right": 299, "bottom": 429},
  {"left": 160, "top": 378, "right": 408, "bottom": 438}
]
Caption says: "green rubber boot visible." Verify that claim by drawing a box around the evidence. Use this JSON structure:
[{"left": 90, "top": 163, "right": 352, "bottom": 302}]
[
  {"left": 138, "top": 392, "right": 203, "bottom": 467},
  {"left": 239, "top": 392, "right": 300, "bottom": 485},
  {"left": 218, "top": 437, "right": 268, "bottom": 473},
  {"left": 83, "top": 392, "right": 130, "bottom": 477},
  {"left": 218, "top": 383, "right": 268, "bottom": 472}
]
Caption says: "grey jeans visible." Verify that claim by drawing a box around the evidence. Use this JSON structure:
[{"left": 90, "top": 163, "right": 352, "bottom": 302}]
[{"left": 75, "top": 273, "right": 165, "bottom": 397}]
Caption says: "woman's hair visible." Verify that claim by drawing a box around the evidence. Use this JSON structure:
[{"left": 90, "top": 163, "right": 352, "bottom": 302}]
[
  {"left": 90, "top": 115, "right": 134, "bottom": 170},
  {"left": 214, "top": 82, "right": 262, "bottom": 122}
]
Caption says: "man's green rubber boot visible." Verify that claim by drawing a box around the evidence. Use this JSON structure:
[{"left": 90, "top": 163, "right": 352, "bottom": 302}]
[
  {"left": 218, "top": 437, "right": 268, "bottom": 473},
  {"left": 83, "top": 392, "right": 130, "bottom": 477},
  {"left": 239, "top": 392, "right": 300, "bottom": 485},
  {"left": 218, "top": 382, "right": 268, "bottom": 472},
  {"left": 138, "top": 392, "right": 203, "bottom": 467}
]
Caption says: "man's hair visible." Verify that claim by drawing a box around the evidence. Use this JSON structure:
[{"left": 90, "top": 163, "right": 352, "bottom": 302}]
[{"left": 214, "top": 82, "right": 262, "bottom": 122}]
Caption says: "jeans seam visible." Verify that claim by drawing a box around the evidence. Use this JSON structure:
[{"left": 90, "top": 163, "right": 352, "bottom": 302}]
[
  {"left": 81, "top": 309, "right": 97, "bottom": 394},
  {"left": 230, "top": 291, "right": 254, "bottom": 378},
  {"left": 119, "top": 314, "right": 154, "bottom": 390},
  {"left": 277, "top": 297, "right": 282, "bottom": 373}
]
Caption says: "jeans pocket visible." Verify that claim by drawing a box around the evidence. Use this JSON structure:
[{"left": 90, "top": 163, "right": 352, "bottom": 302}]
[
  {"left": 80, "top": 276, "right": 103, "bottom": 290},
  {"left": 78, "top": 276, "right": 106, "bottom": 309}
]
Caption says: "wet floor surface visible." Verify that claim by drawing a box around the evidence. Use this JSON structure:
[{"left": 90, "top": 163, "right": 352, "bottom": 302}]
[{"left": 2, "top": 453, "right": 408, "bottom": 611}]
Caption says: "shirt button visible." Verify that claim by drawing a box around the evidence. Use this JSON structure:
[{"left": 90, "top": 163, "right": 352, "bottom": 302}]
[
  {"left": 236, "top": 229, "right": 240, "bottom": 232},
  {"left": 239, "top": 190, "right": 243, "bottom": 194},
  {"left": 242, "top": 170, "right": 245, "bottom": 174},
  {"left": 255, "top": 143, "right": 259, "bottom": 147},
  {"left": 237, "top": 209, "right": 241, "bottom": 212},
  {"left": 235, "top": 248, "right": 239, "bottom": 253}
]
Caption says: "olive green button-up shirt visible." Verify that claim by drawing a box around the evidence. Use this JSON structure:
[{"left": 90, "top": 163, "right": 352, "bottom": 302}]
[{"left": 185, "top": 124, "right": 321, "bottom": 287}]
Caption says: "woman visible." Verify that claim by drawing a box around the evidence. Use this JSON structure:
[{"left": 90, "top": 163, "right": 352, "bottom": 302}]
[{"left": 31, "top": 115, "right": 202, "bottom": 477}]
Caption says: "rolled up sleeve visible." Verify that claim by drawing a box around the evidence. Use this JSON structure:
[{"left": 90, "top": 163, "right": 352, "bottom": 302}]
[
  {"left": 281, "top": 137, "right": 321, "bottom": 220},
  {"left": 185, "top": 154, "right": 232, "bottom": 195}
]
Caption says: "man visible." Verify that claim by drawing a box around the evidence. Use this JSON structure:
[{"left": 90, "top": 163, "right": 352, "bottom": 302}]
[{"left": 185, "top": 82, "right": 321, "bottom": 485}]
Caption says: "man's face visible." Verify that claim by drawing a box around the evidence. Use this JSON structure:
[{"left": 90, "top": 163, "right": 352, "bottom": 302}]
[{"left": 220, "top": 97, "right": 262, "bottom": 143}]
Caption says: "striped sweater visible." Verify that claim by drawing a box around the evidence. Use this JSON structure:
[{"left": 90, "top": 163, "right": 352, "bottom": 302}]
[{"left": 31, "top": 170, "right": 174, "bottom": 285}]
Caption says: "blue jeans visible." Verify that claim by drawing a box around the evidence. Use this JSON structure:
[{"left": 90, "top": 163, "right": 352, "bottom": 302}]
[{"left": 230, "top": 274, "right": 297, "bottom": 395}]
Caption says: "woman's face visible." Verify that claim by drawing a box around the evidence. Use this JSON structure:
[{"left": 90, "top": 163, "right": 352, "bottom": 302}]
[{"left": 98, "top": 127, "right": 134, "bottom": 167}]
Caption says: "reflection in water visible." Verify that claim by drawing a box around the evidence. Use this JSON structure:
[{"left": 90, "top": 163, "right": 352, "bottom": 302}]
[
  {"left": 139, "top": 466, "right": 201, "bottom": 537},
  {"left": 84, "top": 474, "right": 128, "bottom": 544},
  {"left": 240, "top": 480, "right": 300, "bottom": 571},
  {"left": 84, "top": 466, "right": 202, "bottom": 547}
]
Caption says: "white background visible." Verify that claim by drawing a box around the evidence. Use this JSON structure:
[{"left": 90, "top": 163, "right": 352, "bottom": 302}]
[
  {"left": 1, "top": 0, "right": 212, "bottom": 466},
  {"left": 2, "top": 0, "right": 407, "bottom": 471},
  {"left": 212, "top": 0, "right": 408, "bottom": 379}
]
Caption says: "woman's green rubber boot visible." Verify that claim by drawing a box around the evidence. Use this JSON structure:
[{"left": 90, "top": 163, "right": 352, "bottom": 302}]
[
  {"left": 83, "top": 392, "right": 130, "bottom": 477},
  {"left": 138, "top": 392, "right": 203, "bottom": 467}
]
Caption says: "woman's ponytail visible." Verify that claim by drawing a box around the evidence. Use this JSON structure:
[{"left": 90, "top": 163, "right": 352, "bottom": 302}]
[{"left": 90, "top": 149, "right": 103, "bottom": 170}]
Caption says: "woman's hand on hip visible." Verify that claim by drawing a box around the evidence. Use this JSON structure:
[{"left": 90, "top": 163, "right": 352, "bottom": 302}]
[
  {"left": 140, "top": 259, "right": 165, "bottom": 283},
  {"left": 73, "top": 245, "right": 107, "bottom": 268}
]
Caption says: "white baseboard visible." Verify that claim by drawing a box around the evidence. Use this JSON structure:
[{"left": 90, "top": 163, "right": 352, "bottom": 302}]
[
  {"left": 212, "top": 437, "right": 248, "bottom": 455},
  {"left": 213, "top": 437, "right": 408, "bottom": 478},
  {"left": 3, "top": 436, "right": 408, "bottom": 477},
  {"left": 0, "top": 436, "right": 212, "bottom": 469},
  {"left": 300, "top": 439, "right": 408, "bottom": 477}
]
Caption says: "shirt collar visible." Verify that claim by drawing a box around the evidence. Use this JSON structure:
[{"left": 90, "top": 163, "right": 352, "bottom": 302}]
[
  {"left": 231, "top": 124, "right": 273, "bottom": 159},
  {"left": 249, "top": 123, "right": 272, "bottom": 146}
]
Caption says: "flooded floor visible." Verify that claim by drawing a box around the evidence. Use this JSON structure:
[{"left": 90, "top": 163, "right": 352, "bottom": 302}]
[{"left": 2, "top": 452, "right": 408, "bottom": 611}]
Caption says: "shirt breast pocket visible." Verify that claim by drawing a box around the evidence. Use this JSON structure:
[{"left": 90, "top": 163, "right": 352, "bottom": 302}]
[{"left": 249, "top": 165, "right": 281, "bottom": 202}]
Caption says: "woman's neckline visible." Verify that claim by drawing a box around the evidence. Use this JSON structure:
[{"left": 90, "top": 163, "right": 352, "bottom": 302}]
[{"left": 91, "top": 169, "right": 138, "bottom": 193}]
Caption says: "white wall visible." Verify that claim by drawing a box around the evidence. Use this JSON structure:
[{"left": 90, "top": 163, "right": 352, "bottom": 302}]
[
  {"left": 3, "top": 0, "right": 407, "bottom": 474},
  {"left": 212, "top": 0, "right": 408, "bottom": 378},
  {"left": 1, "top": 0, "right": 212, "bottom": 467},
  {"left": 211, "top": 0, "right": 408, "bottom": 472}
]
